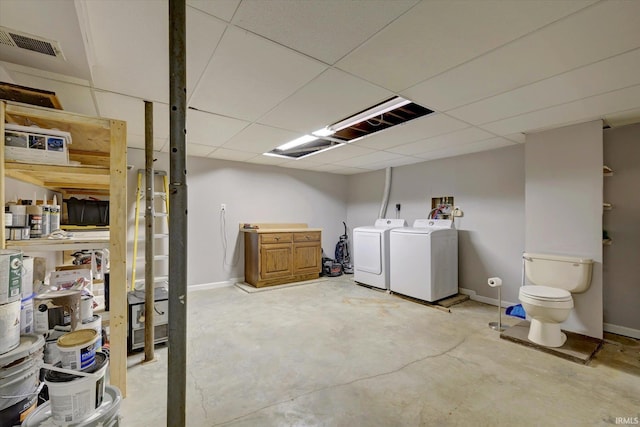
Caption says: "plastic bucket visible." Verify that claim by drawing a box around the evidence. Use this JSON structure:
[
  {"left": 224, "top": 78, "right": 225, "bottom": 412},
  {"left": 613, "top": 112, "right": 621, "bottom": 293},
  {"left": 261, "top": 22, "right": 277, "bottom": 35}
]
[
  {"left": 0, "top": 250, "right": 22, "bottom": 305},
  {"left": 80, "top": 296, "right": 94, "bottom": 322},
  {"left": 77, "top": 315, "right": 102, "bottom": 349},
  {"left": 0, "top": 335, "right": 44, "bottom": 415},
  {"left": 0, "top": 300, "right": 21, "bottom": 355},
  {"left": 20, "top": 294, "right": 35, "bottom": 335},
  {"left": 23, "top": 384, "right": 121, "bottom": 427},
  {"left": 0, "top": 393, "right": 38, "bottom": 425},
  {"left": 44, "top": 352, "right": 109, "bottom": 424},
  {"left": 57, "top": 329, "right": 98, "bottom": 370}
]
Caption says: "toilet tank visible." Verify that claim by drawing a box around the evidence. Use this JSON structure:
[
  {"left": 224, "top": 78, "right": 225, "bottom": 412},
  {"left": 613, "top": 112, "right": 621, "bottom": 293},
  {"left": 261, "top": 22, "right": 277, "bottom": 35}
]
[{"left": 523, "top": 253, "right": 594, "bottom": 293}]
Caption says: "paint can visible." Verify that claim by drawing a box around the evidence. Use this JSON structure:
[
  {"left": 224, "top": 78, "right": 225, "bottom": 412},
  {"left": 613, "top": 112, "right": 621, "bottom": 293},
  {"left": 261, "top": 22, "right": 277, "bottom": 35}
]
[
  {"left": 20, "top": 294, "right": 35, "bottom": 335},
  {"left": 0, "top": 334, "right": 44, "bottom": 425},
  {"left": 77, "top": 315, "right": 102, "bottom": 349},
  {"left": 0, "top": 300, "right": 21, "bottom": 355},
  {"left": 80, "top": 295, "right": 94, "bottom": 322},
  {"left": 57, "top": 329, "right": 98, "bottom": 371},
  {"left": 0, "top": 250, "right": 22, "bottom": 305},
  {"left": 22, "top": 384, "right": 121, "bottom": 427},
  {"left": 8, "top": 205, "right": 26, "bottom": 228},
  {"left": 26, "top": 205, "right": 42, "bottom": 239},
  {"left": 41, "top": 205, "right": 51, "bottom": 237},
  {"left": 42, "top": 351, "right": 109, "bottom": 424},
  {"left": 49, "top": 204, "right": 60, "bottom": 233},
  {"left": 4, "top": 213, "right": 12, "bottom": 227},
  {"left": 34, "top": 289, "right": 82, "bottom": 332}
]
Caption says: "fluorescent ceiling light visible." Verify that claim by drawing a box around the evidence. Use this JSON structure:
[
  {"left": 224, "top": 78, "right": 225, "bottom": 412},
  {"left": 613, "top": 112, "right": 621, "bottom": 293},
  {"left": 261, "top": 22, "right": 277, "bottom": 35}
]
[
  {"left": 262, "top": 152, "right": 291, "bottom": 159},
  {"left": 331, "top": 97, "right": 412, "bottom": 132},
  {"left": 276, "top": 134, "right": 317, "bottom": 151},
  {"left": 312, "top": 127, "right": 335, "bottom": 137},
  {"left": 297, "top": 142, "right": 345, "bottom": 159}
]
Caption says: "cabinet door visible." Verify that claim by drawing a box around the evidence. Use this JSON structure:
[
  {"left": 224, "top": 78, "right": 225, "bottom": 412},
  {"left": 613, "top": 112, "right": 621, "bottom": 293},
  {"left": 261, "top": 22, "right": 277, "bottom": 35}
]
[
  {"left": 260, "top": 243, "right": 293, "bottom": 279},
  {"left": 293, "top": 241, "right": 321, "bottom": 275}
]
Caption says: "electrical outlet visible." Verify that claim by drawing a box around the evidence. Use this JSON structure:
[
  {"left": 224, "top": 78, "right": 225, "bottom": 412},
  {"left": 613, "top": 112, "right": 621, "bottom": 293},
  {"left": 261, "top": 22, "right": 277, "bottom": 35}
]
[{"left": 220, "top": 203, "right": 226, "bottom": 211}]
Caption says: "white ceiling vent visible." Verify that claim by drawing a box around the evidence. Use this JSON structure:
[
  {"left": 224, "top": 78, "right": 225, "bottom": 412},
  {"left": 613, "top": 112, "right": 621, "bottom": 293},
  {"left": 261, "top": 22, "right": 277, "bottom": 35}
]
[{"left": 0, "top": 26, "right": 65, "bottom": 59}]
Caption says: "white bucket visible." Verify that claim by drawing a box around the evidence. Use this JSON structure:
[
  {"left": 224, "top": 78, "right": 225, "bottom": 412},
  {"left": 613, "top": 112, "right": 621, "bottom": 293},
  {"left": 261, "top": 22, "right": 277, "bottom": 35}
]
[
  {"left": 22, "top": 384, "right": 121, "bottom": 427},
  {"left": 77, "top": 315, "right": 102, "bottom": 349},
  {"left": 20, "top": 294, "right": 35, "bottom": 335},
  {"left": 80, "top": 295, "right": 94, "bottom": 322},
  {"left": 57, "top": 329, "right": 98, "bottom": 370},
  {"left": 44, "top": 352, "right": 109, "bottom": 424},
  {"left": 0, "top": 300, "right": 21, "bottom": 355},
  {"left": 0, "top": 334, "right": 44, "bottom": 416},
  {"left": 0, "top": 250, "right": 22, "bottom": 305}
]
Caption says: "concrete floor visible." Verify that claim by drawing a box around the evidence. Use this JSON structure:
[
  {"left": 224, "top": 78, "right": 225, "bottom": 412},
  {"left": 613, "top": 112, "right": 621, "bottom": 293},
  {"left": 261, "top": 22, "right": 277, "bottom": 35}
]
[{"left": 118, "top": 277, "right": 640, "bottom": 426}]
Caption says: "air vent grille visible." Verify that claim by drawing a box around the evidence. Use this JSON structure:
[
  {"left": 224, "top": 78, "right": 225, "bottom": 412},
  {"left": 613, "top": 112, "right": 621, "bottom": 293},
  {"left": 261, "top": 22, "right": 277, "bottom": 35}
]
[{"left": 0, "top": 26, "right": 64, "bottom": 59}]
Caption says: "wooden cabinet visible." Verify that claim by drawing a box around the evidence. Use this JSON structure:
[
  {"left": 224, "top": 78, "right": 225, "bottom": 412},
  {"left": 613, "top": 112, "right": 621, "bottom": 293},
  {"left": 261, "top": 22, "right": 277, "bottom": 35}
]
[
  {"left": 243, "top": 225, "right": 321, "bottom": 287},
  {"left": 0, "top": 100, "right": 128, "bottom": 396}
]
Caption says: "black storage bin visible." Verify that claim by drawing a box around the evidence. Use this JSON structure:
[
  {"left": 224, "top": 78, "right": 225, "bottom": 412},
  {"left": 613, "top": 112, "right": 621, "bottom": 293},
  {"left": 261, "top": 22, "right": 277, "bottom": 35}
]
[{"left": 64, "top": 197, "right": 109, "bottom": 226}]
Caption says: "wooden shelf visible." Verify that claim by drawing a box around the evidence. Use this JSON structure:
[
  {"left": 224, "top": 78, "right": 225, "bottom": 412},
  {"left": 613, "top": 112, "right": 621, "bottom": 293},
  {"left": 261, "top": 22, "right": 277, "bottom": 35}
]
[
  {"left": 5, "top": 161, "right": 110, "bottom": 195},
  {"left": 1, "top": 100, "right": 128, "bottom": 396}
]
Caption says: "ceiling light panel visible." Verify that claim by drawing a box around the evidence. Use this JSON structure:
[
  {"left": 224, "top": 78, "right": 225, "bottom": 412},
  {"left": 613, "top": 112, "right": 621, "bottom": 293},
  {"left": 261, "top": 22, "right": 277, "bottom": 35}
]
[
  {"left": 190, "top": 26, "right": 327, "bottom": 122},
  {"left": 222, "top": 123, "right": 302, "bottom": 154}
]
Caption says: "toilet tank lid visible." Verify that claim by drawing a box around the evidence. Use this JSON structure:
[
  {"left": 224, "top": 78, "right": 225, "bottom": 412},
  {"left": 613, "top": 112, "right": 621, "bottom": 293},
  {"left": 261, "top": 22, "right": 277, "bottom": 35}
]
[{"left": 523, "top": 253, "right": 593, "bottom": 264}]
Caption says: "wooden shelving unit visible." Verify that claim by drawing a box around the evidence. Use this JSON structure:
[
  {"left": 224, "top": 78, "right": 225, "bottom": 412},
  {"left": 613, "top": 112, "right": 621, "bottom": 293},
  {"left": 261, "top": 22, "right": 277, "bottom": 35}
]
[{"left": 0, "top": 100, "right": 128, "bottom": 396}]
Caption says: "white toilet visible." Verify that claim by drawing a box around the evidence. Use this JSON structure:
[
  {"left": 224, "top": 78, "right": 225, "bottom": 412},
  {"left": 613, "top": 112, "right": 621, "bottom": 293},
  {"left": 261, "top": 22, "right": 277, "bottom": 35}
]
[{"left": 519, "top": 253, "right": 593, "bottom": 348}]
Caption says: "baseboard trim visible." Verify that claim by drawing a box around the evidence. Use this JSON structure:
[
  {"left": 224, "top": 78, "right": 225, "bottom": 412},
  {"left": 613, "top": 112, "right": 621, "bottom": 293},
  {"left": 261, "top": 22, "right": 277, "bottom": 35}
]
[
  {"left": 188, "top": 278, "right": 240, "bottom": 292},
  {"left": 603, "top": 323, "right": 640, "bottom": 339},
  {"left": 458, "top": 287, "right": 518, "bottom": 309}
]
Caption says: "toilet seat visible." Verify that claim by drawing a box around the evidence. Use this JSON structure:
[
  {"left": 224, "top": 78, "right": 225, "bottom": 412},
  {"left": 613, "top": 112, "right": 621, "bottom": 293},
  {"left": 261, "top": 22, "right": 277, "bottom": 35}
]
[{"left": 519, "top": 286, "right": 573, "bottom": 308}]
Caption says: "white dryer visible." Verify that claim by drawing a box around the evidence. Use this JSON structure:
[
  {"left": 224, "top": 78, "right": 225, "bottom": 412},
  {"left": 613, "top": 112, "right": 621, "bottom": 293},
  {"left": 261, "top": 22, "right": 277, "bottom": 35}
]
[
  {"left": 353, "top": 219, "right": 407, "bottom": 289},
  {"left": 389, "top": 219, "right": 458, "bottom": 302}
]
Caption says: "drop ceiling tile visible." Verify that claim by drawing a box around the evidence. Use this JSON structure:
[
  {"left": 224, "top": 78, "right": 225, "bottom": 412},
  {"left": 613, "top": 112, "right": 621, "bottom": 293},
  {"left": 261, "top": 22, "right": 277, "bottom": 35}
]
[
  {"left": 94, "top": 92, "right": 170, "bottom": 139},
  {"left": 187, "top": 0, "right": 241, "bottom": 21},
  {"left": 481, "top": 84, "right": 640, "bottom": 135},
  {"left": 418, "top": 137, "right": 516, "bottom": 161},
  {"left": 258, "top": 68, "right": 393, "bottom": 134},
  {"left": 448, "top": 49, "right": 640, "bottom": 125},
  {"left": 388, "top": 127, "right": 494, "bottom": 156},
  {"left": 9, "top": 72, "right": 96, "bottom": 116},
  {"left": 187, "top": 109, "right": 249, "bottom": 147},
  {"left": 186, "top": 143, "right": 216, "bottom": 157},
  {"left": 86, "top": 3, "right": 225, "bottom": 103},
  {"left": 232, "top": 0, "right": 417, "bottom": 64},
  {"left": 337, "top": 0, "right": 594, "bottom": 92},
  {"left": 306, "top": 144, "right": 374, "bottom": 164},
  {"left": 186, "top": 8, "right": 228, "bottom": 100},
  {"left": 207, "top": 148, "right": 257, "bottom": 162},
  {"left": 319, "top": 166, "right": 369, "bottom": 175},
  {"left": 127, "top": 135, "right": 167, "bottom": 151},
  {"left": 404, "top": 1, "right": 640, "bottom": 111},
  {"left": 504, "top": 133, "right": 526, "bottom": 144},
  {"left": 604, "top": 108, "right": 640, "bottom": 128},
  {"left": 364, "top": 155, "right": 424, "bottom": 170},
  {"left": 281, "top": 158, "right": 325, "bottom": 171},
  {"left": 352, "top": 114, "right": 470, "bottom": 151},
  {"left": 86, "top": 0, "right": 169, "bottom": 101},
  {"left": 246, "top": 155, "right": 289, "bottom": 166},
  {"left": 190, "top": 26, "right": 327, "bottom": 122},
  {"left": 333, "top": 150, "right": 404, "bottom": 168},
  {"left": 221, "top": 124, "right": 301, "bottom": 153}
]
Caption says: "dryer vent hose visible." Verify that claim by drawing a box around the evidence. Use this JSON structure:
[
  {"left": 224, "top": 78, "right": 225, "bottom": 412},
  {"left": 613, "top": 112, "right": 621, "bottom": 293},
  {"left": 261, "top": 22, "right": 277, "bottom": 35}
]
[{"left": 378, "top": 167, "right": 392, "bottom": 219}]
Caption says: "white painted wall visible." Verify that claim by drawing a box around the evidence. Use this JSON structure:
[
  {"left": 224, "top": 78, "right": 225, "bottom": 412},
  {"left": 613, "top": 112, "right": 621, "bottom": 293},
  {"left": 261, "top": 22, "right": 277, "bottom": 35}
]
[
  {"left": 603, "top": 123, "right": 640, "bottom": 337},
  {"left": 347, "top": 144, "right": 526, "bottom": 305},
  {"left": 125, "top": 149, "right": 349, "bottom": 287},
  {"left": 525, "top": 121, "right": 603, "bottom": 339}
]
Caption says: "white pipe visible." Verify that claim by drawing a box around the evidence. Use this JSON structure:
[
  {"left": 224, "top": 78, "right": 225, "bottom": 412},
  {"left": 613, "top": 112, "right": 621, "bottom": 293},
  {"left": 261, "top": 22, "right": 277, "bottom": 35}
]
[{"left": 378, "top": 167, "right": 392, "bottom": 219}]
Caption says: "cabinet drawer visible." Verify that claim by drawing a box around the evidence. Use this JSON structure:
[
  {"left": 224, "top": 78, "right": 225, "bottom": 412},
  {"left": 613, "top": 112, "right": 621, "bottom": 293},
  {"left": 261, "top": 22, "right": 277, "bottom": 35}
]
[
  {"left": 260, "top": 233, "right": 292, "bottom": 244},
  {"left": 293, "top": 231, "right": 320, "bottom": 242}
]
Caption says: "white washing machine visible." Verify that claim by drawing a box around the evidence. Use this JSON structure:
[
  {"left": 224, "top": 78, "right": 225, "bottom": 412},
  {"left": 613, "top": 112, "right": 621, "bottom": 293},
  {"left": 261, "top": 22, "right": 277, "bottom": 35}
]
[
  {"left": 353, "top": 219, "right": 407, "bottom": 289},
  {"left": 389, "top": 219, "right": 458, "bottom": 302}
]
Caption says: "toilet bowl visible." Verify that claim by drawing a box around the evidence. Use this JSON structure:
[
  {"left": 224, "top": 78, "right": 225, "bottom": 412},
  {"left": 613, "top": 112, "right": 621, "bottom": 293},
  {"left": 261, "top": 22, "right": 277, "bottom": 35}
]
[
  {"left": 519, "top": 253, "right": 593, "bottom": 348},
  {"left": 519, "top": 286, "right": 573, "bottom": 347}
]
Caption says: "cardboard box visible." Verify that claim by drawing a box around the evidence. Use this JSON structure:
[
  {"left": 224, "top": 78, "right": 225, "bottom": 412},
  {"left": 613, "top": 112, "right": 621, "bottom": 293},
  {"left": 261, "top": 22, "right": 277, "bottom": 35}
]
[
  {"left": 4, "top": 123, "right": 71, "bottom": 165},
  {"left": 50, "top": 266, "right": 92, "bottom": 291}
]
